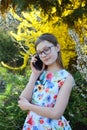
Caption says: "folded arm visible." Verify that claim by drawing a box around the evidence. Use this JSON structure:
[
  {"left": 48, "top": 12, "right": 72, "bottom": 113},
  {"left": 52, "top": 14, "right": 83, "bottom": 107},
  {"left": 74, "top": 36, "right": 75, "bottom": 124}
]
[{"left": 18, "top": 74, "right": 74, "bottom": 119}]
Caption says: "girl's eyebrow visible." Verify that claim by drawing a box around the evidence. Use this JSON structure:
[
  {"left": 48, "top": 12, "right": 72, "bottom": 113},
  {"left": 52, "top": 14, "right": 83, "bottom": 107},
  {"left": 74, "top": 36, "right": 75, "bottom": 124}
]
[{"left": 37, "top": 46, "right": 50, "bottom": 51}]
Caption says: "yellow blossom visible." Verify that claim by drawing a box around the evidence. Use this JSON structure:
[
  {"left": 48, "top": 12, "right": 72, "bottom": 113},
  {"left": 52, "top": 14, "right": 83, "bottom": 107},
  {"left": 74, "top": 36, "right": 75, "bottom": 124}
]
[{"left": 2, "top": 6, "right": 80, "bottom": 70}]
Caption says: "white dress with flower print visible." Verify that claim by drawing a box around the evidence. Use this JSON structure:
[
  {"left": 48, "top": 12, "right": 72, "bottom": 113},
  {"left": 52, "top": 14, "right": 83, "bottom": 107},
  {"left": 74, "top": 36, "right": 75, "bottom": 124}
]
[{"left": 22, "top": 69, "right": 72, "bottom": 130}]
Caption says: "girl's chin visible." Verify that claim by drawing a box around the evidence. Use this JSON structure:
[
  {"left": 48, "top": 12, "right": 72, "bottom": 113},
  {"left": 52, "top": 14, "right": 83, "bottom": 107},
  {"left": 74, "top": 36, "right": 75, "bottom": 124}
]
[{"left": 44, "top": 62, "right": 52, "bottom": 66}]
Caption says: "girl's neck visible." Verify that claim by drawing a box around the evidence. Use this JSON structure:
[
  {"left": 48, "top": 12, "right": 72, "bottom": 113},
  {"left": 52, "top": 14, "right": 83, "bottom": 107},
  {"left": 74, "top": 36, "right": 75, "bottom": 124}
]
[{"left": 46, "top": 62, "right": 63, "bottom": 73}]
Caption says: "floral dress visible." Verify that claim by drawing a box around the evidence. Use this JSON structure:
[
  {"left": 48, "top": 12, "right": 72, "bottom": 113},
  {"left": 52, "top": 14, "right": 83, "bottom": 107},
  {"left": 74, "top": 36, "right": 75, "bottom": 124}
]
[{"left": 22, "top": 69, "right": 72, "bottom": 130}]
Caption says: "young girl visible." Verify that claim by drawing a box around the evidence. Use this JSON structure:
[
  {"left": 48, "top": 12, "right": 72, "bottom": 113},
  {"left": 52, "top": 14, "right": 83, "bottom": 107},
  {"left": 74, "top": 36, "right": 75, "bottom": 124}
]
[{"left": 18, "top": 33, "right": 75, "bottom": 130}]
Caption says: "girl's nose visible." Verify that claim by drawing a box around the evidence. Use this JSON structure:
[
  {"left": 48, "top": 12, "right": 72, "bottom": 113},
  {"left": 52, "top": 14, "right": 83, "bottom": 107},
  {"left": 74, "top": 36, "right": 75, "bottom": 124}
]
[{"left": 41, "top": 51, "right": 47, "bottom": 58}]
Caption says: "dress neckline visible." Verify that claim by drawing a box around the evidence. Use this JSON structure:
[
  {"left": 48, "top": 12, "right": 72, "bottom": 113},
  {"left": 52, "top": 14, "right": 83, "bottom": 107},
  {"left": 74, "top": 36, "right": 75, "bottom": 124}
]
[{"left": 44, "top": 69, "right": 65, "bottom": 74}]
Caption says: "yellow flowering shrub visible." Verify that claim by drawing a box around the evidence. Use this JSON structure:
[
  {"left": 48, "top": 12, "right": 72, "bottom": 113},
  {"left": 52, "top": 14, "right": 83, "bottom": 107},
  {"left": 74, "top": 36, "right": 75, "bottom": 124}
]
[
  {"left": 74, "top": 15, "right": 87, "bottom": 43},
  {"left": 1, "top": 7, "right": 77, "bottom": 70}
]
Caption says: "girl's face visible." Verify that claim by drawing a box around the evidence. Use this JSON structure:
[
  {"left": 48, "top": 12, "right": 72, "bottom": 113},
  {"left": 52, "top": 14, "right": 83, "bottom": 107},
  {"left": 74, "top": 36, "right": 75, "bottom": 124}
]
[{"left": 36, "top": 40, "right": 60, "bottom": 66}]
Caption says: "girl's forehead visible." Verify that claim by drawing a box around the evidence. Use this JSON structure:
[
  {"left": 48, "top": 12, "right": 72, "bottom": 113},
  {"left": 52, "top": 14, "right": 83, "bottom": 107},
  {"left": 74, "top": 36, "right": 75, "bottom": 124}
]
[{"left": 36, "top": 41, "right": 53, "bottom": 50}]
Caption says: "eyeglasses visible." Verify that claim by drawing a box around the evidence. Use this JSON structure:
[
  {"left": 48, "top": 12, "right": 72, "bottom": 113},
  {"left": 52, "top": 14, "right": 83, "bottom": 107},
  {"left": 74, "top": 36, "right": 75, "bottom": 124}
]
[{"left": 37, "top": 46, "right": 54, "bottom": 58}]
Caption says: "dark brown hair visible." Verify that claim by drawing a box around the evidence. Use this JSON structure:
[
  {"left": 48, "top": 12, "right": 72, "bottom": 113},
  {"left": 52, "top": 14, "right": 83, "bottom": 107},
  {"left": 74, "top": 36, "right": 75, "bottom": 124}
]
[{"left": 35, "top": 33, "right": 64, "bottom": 68}]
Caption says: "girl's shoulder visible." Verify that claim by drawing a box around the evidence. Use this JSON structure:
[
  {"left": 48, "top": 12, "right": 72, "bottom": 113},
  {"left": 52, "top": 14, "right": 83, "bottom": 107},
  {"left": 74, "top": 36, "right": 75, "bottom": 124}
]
[
  {"left": 53, "top": 69, "right": 69, "bottom": 80},
  {"left": 58, "top": 69, "right": 75, "bottom": 87}
]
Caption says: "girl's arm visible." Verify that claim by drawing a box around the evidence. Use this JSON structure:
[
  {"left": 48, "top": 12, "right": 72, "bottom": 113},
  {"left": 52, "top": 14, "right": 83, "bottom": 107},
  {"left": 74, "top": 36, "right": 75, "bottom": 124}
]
[
  {"left": 20, "top": 72, "right": 38, "bottom": 101},
  {"left": 18, "top": 74, "right": 74, "bottom": 119},
  {"left": 19, "top": 56, "right": 45, "bottom": 101}
]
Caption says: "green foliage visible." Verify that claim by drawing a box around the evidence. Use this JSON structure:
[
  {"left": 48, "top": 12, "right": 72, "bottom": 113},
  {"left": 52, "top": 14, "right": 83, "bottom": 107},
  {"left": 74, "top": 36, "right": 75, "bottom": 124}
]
[
  {"left": 65, "top": 71, "right": 87, "bottom": 130},
  {"left": 0, "top": 65, "right": 31, "bottom": 130},
  {"left": 0, "top": 29, "right": 19, "bottom": 64},
  {"left": 0, "top": 65, "right": 87, "bottom": 130}
]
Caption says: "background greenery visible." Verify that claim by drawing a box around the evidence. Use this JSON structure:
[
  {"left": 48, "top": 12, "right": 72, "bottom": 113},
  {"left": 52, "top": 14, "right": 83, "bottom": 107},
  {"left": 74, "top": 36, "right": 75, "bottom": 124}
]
[
  {"left": 0, "top": 65, "right": 29, "bottom": 130},
  {"left": 0, "top": 29, "right": 20, "bottom": 65}
]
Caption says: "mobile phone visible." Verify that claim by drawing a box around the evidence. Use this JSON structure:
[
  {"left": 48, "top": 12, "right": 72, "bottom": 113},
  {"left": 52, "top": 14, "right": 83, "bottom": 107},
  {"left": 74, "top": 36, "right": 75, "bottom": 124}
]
[{"left": 32, "top": 55, "right": 43, "bottom": 70}]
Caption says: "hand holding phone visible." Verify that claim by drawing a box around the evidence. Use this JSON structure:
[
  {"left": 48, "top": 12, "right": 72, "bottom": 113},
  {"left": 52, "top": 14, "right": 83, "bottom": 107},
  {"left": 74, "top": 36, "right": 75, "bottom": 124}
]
[{"left": 32, "top": 55, "right": 43, "bottom": 71}]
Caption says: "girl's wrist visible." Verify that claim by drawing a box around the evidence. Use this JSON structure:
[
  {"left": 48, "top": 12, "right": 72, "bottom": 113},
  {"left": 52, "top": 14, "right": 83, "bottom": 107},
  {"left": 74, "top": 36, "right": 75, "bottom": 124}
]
[
  {"left": 29, "top": 73, "right": 39, "bottom": 84},
  {"left": 31, "top": 72, "right": 40, "bottom": 79},
  {"left": 28, "top": 102, "right": 32, "bottom": 111}
]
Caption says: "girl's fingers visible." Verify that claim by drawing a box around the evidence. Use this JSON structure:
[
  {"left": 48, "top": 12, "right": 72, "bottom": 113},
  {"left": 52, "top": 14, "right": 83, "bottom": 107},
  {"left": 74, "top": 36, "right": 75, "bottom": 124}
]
[{"left": 30, "top": 56, "right": 37, "bottom": 67}]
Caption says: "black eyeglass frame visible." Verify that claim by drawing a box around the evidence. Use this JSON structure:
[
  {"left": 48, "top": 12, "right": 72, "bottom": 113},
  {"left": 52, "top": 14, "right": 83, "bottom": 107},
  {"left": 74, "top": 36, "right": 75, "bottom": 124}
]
[{"left": 36, "top": 45, "right": 54, "bottom": 57}]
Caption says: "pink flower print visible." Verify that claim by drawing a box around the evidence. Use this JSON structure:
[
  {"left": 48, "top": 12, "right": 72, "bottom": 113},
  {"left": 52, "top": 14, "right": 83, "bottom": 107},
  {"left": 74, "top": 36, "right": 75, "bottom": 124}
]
[
  {"left": 27, "top": 128, "right": 31, "bottom": 130},
  {"left": 53, "top": 95, "right": 57, "bottom": 100},
  {"left": 58, "top": 120, "right": 64, "bottom": 127},
  {"left": 46, "top": 103, "right": 54, "bottom": 107},
  {"left": 39, "top": 119, "right": 44, "bottom": 124},
  {"left": 45, "top": 88, "right": 49, "bottom": 92},
  {"left": 27, "top": 116, "right": 34, "bottom": 126},
  {"left": 50, "top": 103, "right": 54, "bottom": 107},
  {"left": 57, "top": 80, "right": 64, "bottom": 88},
  {"left": 46, "top": 73, "right": 53, "bottom": 81},
  {"left": 47, "top": 104, "right": 50, "bottom": 107}
]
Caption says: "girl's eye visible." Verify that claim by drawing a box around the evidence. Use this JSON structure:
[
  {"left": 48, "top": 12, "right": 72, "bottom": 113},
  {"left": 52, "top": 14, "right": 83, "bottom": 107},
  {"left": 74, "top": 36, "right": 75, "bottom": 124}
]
[
  {"left": 37, "top": 52, "right": 42, "bottom": 55},
  {"left": 44, "top": 47, "right": 50, "bottom": 52}
]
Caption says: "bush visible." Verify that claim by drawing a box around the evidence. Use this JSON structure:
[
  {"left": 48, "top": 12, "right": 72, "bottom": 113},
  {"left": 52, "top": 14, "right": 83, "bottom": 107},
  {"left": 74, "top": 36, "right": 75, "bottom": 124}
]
[
  {"left": 0, "top": 65, "right": 31, "bottom": 130},
  {"left": 0, "top": 29, "right": 20, "bottom": 66},
  {"left": 65, "top": 71, "right": 87, "bottom": 130}
]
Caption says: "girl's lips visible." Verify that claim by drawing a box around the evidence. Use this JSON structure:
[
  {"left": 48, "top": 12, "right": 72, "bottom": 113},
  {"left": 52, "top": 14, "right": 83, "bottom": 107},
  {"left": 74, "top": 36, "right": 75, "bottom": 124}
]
[
  {"left": 43, "top": 58, "right": 50, "bottom": 62},
  {"left": 42, "top": 56, "right": 51, "bottom": 62}
]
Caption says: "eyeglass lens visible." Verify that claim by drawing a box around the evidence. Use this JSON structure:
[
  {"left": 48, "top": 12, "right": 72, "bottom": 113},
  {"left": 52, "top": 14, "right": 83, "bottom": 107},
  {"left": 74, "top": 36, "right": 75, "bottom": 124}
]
[{"left": 37, "top": 46, "right": 54, "bottom": 57}]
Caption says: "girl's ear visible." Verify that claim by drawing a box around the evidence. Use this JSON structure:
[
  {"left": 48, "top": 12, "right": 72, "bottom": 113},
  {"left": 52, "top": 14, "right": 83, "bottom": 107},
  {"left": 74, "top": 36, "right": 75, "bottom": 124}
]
[{"left": 56, "top": 44, "right": 60, "bottom": 52}]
